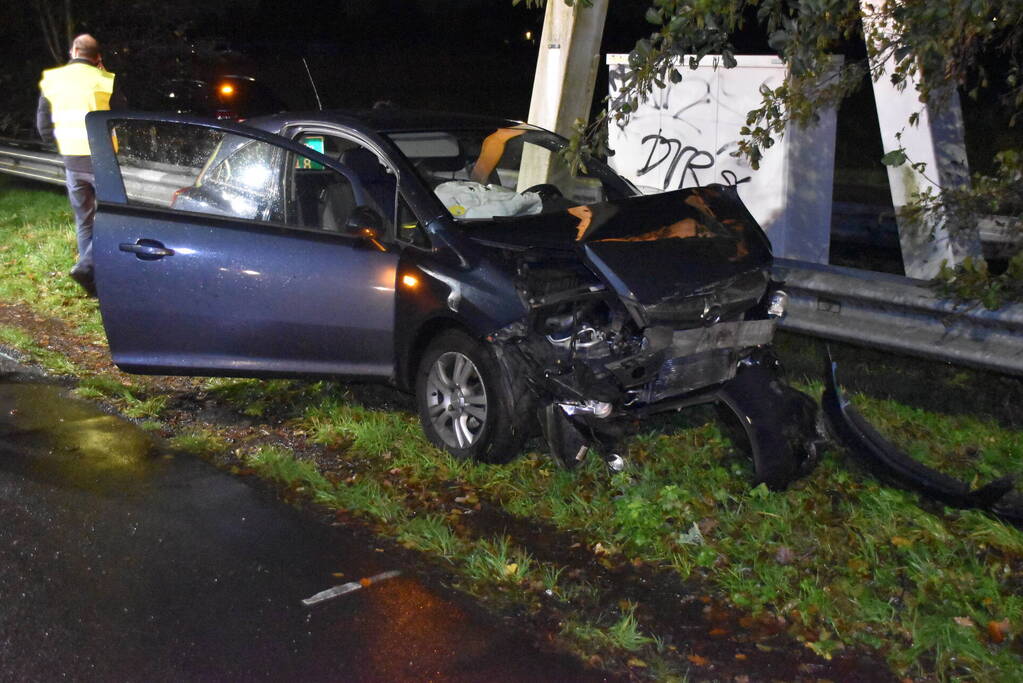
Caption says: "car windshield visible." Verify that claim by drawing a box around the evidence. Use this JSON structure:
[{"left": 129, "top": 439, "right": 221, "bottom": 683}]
[{"left": 386, "top": 127, "right": 636, "bottom": 220}]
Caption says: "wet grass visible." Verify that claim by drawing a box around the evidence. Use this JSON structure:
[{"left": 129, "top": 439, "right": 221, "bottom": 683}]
[
  {"left": 3, "top": 177, "right": 1023, "bottom": 679},
  {"left": 0, "top": 323, "right": 79, "bottom": 375},
  {"left": 74, "top": 374, "right": 169, "bottom": 418},
  {"left": 167, "top": 427, "right": 231, "bottom": 458},
  {"left": 562, "top": 604, "right": 656, "bottom": 654},
  {"left": 0, "top": 178, "right": 104, "bottom": 337}
]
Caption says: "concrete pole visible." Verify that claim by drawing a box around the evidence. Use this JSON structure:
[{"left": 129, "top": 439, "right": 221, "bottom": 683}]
[
  {"left": 860, "top": 0, "right": 982, "bottom": 279},
  {"left": 518, "top": 0, "right": 609, "bottom": 191}
]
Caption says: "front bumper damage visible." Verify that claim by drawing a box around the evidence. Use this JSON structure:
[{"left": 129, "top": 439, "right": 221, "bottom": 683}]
[
  {"left": 502, "top": 319, "right": 1023, "bottom": 524},
  {"left": 494, "top": 311, "right": 824, "bottom": 490}
]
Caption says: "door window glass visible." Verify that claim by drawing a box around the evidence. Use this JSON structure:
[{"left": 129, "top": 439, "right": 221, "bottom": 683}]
[
  {"left": 107, "top": 120, "right": 397, "bottom": 235},
  {"left": 109, "top": 120, "right": 286, "bottom": 222}
]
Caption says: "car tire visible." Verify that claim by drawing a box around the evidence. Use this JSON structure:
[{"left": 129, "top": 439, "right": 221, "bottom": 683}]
[{"left": 415, "top": 329, "right": 531, "bottom": 464}]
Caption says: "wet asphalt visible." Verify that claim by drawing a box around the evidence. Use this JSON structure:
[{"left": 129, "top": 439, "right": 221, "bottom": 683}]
[{"left": 0, "top": 359, "right": 605, "bottom": 682}]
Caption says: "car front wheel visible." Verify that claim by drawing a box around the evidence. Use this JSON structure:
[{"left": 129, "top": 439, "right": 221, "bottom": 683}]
[{"left": 415, "top": 330, "right": 529, "bottom": 463}]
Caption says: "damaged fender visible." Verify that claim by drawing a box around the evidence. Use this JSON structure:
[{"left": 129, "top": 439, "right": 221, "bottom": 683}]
[
  {"left": 716, "top": 359, "right": 821, "bottom": 491},
  {"left": 822, "top": 348, "right": 1023, "bottom": 525}
]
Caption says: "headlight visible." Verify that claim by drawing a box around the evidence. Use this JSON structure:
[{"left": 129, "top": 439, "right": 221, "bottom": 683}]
[{"left": 767, "top": 290, "right": 789, "bottom": 318}]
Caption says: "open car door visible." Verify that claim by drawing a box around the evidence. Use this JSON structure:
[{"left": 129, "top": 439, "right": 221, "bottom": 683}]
[{"left": 85, "top": 111, "right": 397, "bottom": 379}]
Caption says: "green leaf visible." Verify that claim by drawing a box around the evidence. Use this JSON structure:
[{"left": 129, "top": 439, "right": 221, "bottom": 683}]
[{"left": 881, "top": 149, "right": 909, "bottom": 167}]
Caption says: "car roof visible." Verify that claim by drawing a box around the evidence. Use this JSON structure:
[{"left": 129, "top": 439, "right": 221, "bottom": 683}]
[{"left": 242, "top": 109, "right": 530, "bottom": 136}]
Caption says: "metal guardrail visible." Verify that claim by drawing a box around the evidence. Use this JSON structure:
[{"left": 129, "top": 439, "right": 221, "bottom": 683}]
[
  {"left": 1, "top": 140, "right": 1021, "bottom": 376},
  {"left": 0, "top": 139, "right": 65, "bottom": 186},
  {"left": 0, "top": 141, "right": 193, "bottom": 203},
  {"left": 774, "top": 258, "right": 1023, "bottom": 376}
]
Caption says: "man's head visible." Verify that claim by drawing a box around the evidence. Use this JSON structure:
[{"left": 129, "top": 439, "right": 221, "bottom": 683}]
[{"left": 70, "top": 34, "right": 101, "bottom": 64}]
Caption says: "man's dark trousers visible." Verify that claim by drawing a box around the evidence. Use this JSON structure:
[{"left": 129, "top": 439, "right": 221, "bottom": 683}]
[{"left": 65, "top": 167, "right": 95, "bottom": 276}]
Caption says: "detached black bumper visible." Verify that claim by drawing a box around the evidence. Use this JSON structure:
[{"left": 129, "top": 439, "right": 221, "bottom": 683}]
[{"left": 822, "top": 349, "right": 1023, "bottom": 525}]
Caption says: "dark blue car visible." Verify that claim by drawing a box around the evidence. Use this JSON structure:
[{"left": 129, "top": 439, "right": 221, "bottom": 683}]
[{"left": 85, "top": 109, "right": 818, "bottom": 488}]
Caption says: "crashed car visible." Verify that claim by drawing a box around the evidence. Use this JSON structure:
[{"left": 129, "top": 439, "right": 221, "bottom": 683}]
[{"left": 85, "top": 109, "right": 821, "bottom": 489}]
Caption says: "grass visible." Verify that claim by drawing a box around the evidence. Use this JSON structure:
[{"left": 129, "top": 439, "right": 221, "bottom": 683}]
[
  {"left": 396, "top": 514, "right": 466, "bottom": 557},
  {"left": 201, "top": 377, "right": 315, "bottom": 417},
  {"left": 3, "top": 175, "right": 1023, "bottom": 679},
  {"left": 167, "top": 428, "right": 230, "bottom": 458},
  {"left": 75, "top": 374, "right": 168, "bottom": 418},
  {"left": 0, "top": 178, "right": 104, "bottom": 337},
  {"left": 247, "top": 445, "right": 331, "bottom": 489},
  {"left": 561, "top": 602, "right": 659, "bottom": 655},
  {"left": 464, "top": 535, "right": 534, "bottom": 585},
  {"left": 0, "top": 323, "right": 79, "bottom": 375}
]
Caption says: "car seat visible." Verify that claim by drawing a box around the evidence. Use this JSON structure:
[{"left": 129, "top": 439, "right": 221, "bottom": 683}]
[{"left": 338, "top": 148, "right": 396, "bottom": 224}]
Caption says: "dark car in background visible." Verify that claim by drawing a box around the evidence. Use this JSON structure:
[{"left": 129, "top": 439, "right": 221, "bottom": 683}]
[
  {"left": 146, "top": 75, "right": 288, "bottom": 120},
  {"left": 84, "top": 109, "right": 819, "bottom": 488}
]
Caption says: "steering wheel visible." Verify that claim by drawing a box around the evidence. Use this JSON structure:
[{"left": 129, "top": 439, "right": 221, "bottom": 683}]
[{"left": 522, "top": 183, "right": 564, "bottom": 202}]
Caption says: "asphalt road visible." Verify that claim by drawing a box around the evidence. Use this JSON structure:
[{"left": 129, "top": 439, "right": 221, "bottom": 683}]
[{"left": 0, "top": 363, "right": 605, "bottom": 681}]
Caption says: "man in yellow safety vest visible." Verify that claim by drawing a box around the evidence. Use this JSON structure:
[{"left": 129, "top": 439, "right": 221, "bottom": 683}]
[{"left": 37, "top": 34, "right": 126, "bottom": 296}]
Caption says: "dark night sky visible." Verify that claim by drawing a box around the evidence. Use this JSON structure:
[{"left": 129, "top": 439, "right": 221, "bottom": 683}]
[
  {"left": 0, "top": 0, "right": 660, "bottom": 128},
  {"left": 3, "top": 0, "right": 1014, "bottom": 171}
]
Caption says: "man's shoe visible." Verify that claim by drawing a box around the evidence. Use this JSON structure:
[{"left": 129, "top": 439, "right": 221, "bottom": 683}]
[{"left": 69, "top": 269, "right": 97, "bottom": 297}]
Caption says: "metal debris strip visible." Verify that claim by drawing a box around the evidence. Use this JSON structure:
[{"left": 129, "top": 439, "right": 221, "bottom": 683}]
[{"left": 301, "top": 570, "right": 402, "bottom": 606}]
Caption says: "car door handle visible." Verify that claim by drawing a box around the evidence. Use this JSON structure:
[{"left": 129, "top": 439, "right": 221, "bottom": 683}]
[{"left": 120, "top": 240, "right": 175, "bottom": 259}]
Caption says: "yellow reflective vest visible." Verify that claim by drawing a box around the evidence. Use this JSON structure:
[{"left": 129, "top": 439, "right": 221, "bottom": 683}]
[{"left": 39, "top": 62, "right": 116, "bottom": 156}]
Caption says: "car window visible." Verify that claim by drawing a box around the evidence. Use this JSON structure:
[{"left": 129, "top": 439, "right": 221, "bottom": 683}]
[
  {"left": 107, "top": 120, "right": 399, "bottom": 236},
  {"left": 108, "top": 120, "right": 285, "bottom": 222}
]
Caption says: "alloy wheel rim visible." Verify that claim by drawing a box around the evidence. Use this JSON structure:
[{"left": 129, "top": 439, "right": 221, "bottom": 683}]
[{"left": 425, "top": 351, "right": 488, "bottom": 449}]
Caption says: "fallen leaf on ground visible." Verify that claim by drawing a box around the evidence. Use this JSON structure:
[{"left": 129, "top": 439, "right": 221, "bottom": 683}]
[
  {"left": 687, "top": 654, "right": 709, "bottom": 667},
  {"left": 626, "top": 658, "right": 647, "bottom": 668},
  {"left": 988, "top": 619, "right": 1011, "bottom": 643},
  {"left": 953, "top": 616, "right": 975, "bottom": 628}
]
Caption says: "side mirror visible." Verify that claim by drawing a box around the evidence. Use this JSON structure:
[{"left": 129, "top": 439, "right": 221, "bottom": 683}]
[
  {"left": 345, "top": 206, "right": 386, "bottom": 250},
  {"left": 345, "top": 205, "right": 383, "bottom": 238}
]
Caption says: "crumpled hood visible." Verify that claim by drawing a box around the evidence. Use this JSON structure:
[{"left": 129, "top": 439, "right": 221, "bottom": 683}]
[{"left": 465, "top": 185, "right": 774, "bottom": 322}]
